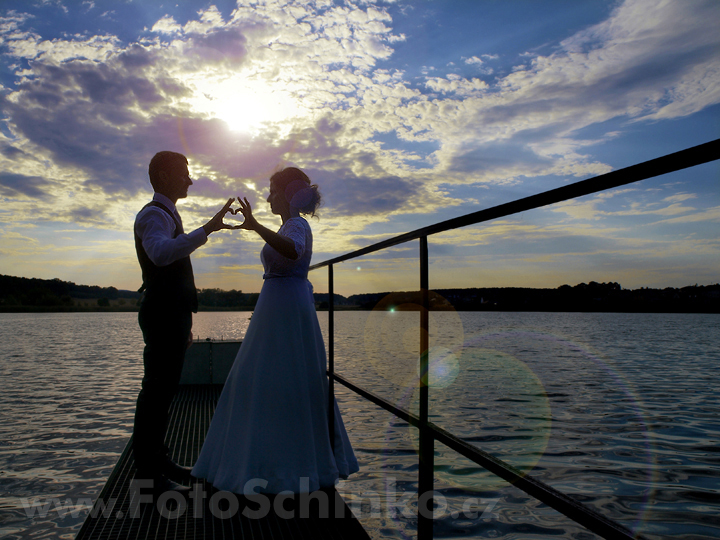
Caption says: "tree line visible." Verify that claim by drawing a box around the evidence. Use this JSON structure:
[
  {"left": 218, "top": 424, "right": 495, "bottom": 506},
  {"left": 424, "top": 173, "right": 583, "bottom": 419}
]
[
  {"left": 350, "top": 281, "right": 720, "bottom": 313},
  {"left": 1, "top": 274, "right": 717, "bottom": 313}
]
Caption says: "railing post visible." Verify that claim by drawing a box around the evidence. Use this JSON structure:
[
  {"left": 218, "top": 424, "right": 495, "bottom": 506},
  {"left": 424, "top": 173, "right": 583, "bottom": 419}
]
[
  {"left": 328, "top": 264, "right": 335, "bottom": 453},
  {"left": 418, "top": 236, "right": 434, "bottom": 539}
]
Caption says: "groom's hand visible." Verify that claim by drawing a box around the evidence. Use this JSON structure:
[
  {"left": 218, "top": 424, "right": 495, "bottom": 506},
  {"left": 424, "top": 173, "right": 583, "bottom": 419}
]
[{"left": 202, "top": 198, "right": 236, "bottom": 236}]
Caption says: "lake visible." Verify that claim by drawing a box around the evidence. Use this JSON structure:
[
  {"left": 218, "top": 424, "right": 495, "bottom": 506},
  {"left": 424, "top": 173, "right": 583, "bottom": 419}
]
[{"left": 0, "top": 311, "right": 718, "bottom": 539}]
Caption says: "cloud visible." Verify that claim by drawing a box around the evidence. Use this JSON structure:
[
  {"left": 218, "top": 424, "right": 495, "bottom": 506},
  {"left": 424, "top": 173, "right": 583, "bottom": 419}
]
[
  {"left": 0, "top": 172, "right": 51, "bottom": 199},
  {"left": 652, "top": 206, "right": 720, "bottom": 225},
  {"left": 550, "top": 185, "right": 708, "bottom": 222},
  {"left": 184, "top": 5, "right": 226, "bottom": 35},
  {"left": 0, "top": 10, "right": 34, "bottom": 41},
  {"left": 425, "top": 74, "right": 488, "bottom": 95},
  {"left": 308, "top": 167, "right": 421, "bottom": 216},
  {"left": 0, "top": 33, "right": 200, "bottom": 202},
  {"left": 448, "top": 140, "right": 551, "bottom": 177},
  {"left": 151, "top": 15, "right": 181, "bottom": 35},
  {"left": 0, "top": 0, "right": 423, "bottom": 237},
  {"left": 462, "top": 55, "right": 493, "bottom": 75},
  {"left": 502, "top": 0, "right": 720, "bottom": 124},
  {"left": 663, "top": 193, "right": 697, "bottom": 204},
  {"left": 3, "top": 30, "right": 121, "bottom": 63},
  {"left": 0, "top": 143, "right": 27, "bottom": 159},
  {"left": 184, "top": 176, "right": 235, "bottom": 199},
  {"left": 373, "top": 0, "right": 720, "bottom": 190},
  {"left": 185, "top": 27, "right": 248, "bottom": 67},
  {"left": 0, "top": 0, "right": 717, "bottom": 245}
]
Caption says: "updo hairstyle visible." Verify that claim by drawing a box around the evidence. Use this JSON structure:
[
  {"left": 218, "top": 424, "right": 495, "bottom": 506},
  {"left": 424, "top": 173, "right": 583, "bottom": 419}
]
[{"left": 270, "top": 167, "right": 322, "bottom": 217}]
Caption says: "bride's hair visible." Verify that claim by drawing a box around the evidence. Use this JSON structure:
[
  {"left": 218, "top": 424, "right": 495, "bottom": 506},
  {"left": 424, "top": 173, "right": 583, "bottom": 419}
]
[{"left": 270, "top": 167, "right": 322, "bottom": 217}]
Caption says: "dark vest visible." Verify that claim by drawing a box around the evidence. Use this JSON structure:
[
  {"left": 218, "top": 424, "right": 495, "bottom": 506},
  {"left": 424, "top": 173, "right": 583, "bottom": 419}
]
[{"left": 135, "top": 201, "right": 198, "bottom": 312}]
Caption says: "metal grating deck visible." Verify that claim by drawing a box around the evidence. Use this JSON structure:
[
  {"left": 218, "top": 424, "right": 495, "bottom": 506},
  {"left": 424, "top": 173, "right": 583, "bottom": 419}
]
[{"left": 75, "top": 385, "right": 370, "bottom": 540}]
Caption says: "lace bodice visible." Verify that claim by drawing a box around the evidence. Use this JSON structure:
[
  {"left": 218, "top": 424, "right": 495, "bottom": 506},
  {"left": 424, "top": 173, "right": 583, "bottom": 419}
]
[{"left": 261, "top": 217, "right": 313, "bottom": 279}]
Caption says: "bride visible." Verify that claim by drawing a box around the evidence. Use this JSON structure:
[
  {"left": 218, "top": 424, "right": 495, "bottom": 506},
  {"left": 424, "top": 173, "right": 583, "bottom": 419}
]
[{"left": 191, "top": 167, "right": 359, "bottom": 494}]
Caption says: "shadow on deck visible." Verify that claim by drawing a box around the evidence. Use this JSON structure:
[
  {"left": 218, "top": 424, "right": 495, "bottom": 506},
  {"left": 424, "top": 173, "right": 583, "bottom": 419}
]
[{"left": 75, "top": 384, "right": 370, "bottom": 540}]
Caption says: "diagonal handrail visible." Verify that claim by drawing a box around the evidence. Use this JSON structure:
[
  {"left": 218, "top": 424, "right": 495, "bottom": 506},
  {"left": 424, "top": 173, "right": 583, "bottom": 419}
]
[
  {"left": 313, "top": 138, "right": 720, "bottom": 540},
  {"left": 330, "top": 371, "right": 642, "bottom": 540}
]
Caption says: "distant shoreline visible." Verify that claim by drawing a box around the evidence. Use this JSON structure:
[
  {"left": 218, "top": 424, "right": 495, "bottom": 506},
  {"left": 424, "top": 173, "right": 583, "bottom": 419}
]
[{"left": 1, "top": 274, "right": 718, "bottom": 314}]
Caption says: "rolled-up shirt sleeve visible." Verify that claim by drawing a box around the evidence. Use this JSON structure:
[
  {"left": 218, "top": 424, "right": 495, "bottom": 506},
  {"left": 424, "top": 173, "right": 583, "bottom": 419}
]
[{"left": 135, "top": 207, "right": 207, "bottom": 267}]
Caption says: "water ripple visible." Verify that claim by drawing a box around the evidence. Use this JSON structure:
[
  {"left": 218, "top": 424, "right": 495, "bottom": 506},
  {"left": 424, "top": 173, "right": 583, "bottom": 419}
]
[{"left": 1, "top": 311, "right": 719, "bottom": 539}]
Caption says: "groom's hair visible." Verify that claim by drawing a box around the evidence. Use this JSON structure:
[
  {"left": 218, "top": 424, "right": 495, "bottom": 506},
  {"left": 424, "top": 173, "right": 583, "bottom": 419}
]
[{"left": 149, "top": 151, "right": 188, "bottom": 191}]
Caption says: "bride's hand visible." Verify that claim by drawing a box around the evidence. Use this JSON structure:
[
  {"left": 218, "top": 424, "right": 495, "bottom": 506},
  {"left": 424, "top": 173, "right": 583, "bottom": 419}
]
[{"left": 236, "top": 197, "right": 258, "bottom": 231}]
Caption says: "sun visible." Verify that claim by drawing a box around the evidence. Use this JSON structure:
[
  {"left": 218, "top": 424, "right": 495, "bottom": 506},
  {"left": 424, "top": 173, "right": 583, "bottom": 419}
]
[{"left": 190, "top": 76, "right": 303, "bottom": 134}]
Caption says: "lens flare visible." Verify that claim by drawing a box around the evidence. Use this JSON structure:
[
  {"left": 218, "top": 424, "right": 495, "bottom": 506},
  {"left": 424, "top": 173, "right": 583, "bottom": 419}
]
[
  {"left": 362, "top": 303, "right": 655, "bottom": 532},
  {"left": 420, "top": 346, "right": 460, "bottom": 388},
  {"left": 376, "top": 323, "right": 655, "bottom": 534},
  {"left": 363, "top": 292, "right": 464, "bottom": 388},
  {"left": 401, "top": 347, "right": 552, "bottom": 492}
]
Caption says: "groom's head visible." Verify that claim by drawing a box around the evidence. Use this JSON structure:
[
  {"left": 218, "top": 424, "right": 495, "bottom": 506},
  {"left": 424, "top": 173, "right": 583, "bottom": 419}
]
[{"left": 149, "top": 151, "right": 192, "bottom": 202}]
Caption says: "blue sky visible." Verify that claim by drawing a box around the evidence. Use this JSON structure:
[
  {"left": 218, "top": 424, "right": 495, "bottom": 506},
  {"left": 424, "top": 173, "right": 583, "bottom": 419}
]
[{"left": 0, "top": 0, "right": 718, "bottom": 296}]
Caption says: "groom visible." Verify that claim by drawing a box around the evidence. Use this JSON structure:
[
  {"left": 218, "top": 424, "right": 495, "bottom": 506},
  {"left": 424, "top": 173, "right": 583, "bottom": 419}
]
[{"left": 133, "top": 151, "right": 235, "bottom": 492}]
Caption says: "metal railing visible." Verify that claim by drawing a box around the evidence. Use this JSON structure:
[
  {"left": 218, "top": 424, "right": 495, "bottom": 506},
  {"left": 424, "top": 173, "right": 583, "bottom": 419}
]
[{"left": 310, "top": 138, "right": 720, "bottom": 540}]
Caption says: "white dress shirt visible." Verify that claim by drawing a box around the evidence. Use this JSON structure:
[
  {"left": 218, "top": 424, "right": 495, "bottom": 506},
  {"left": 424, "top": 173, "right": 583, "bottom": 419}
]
[{"left": 134, "top": 193, "right": 207, "bottom": 267}]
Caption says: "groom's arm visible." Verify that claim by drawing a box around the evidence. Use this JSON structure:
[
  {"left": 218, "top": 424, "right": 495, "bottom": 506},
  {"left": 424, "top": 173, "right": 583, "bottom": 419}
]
[
  {"left": 136, "top": 198, "right": 236, "bottom": 267},
  {"left": 135, "top": 207, "right": 208, "bottom": 267}
]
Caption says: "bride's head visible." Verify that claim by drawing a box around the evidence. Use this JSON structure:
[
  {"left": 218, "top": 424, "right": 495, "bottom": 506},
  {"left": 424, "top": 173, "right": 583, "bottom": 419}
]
[{"left": 269, "top": 167, "right": 322, "bottom": 217}]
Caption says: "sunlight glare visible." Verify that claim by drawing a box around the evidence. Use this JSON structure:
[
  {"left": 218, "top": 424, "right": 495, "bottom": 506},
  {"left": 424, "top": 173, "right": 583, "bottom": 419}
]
[{"left": 191, "top": 76, "right": 303, "bottom": 134}]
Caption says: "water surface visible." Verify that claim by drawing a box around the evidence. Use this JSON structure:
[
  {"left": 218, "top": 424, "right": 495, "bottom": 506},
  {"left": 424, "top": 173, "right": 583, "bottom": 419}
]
[{"left": 1, "top": 311, "right": 718, "bottom": 539}]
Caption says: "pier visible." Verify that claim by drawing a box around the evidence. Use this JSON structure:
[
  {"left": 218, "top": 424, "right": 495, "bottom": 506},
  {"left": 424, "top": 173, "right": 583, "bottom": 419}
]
[{"left": 75, "top": 341, "right": 371, "bottom": 540}]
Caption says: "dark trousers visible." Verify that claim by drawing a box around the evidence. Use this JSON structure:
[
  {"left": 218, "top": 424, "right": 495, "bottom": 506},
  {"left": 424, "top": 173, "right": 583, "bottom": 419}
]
[{"left": 132, "top": 302, "right": 192, "bottom": 473}]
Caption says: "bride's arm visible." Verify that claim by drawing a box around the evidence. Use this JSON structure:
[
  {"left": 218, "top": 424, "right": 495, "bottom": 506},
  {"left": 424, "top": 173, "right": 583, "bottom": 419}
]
[
  {"left": 235, "top": 197, "right": 298, "bottom": 260},
  {"left": 250, "top": 223, "right": 299, "bottom": 260}
]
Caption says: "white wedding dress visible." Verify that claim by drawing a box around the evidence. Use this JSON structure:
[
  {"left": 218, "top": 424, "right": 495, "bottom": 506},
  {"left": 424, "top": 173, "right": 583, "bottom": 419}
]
[{"left": 192, "top": 217, "right": 359, "bottom": 493}]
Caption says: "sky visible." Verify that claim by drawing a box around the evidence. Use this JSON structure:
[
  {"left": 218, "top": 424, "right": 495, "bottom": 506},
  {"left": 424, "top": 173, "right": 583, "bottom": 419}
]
[{"left": 0, "top": 0, "right": 718, "bottom": 297}]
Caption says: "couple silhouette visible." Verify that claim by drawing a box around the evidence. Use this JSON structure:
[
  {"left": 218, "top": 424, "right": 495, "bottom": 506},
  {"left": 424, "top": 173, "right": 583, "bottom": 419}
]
[{"left": 133, "top": 151, "right": 358, "bottom": 494}]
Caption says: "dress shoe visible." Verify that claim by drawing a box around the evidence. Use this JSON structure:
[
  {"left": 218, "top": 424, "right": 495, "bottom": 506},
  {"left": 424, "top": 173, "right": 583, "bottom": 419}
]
[
  {"left": 161, "top": 459, "right": 193, "bottom": 484},
  {"left": 134, "top": 469, "right": 191, "bottom": 494},
  {"left": 151, "top": 475, "right": 191, "bottom": 494}
]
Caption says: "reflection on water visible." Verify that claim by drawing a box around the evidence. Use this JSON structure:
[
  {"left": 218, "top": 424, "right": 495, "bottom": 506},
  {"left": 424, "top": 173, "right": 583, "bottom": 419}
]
[{"left": 1, "top": 311, "right": 719, "bottom": 539}]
